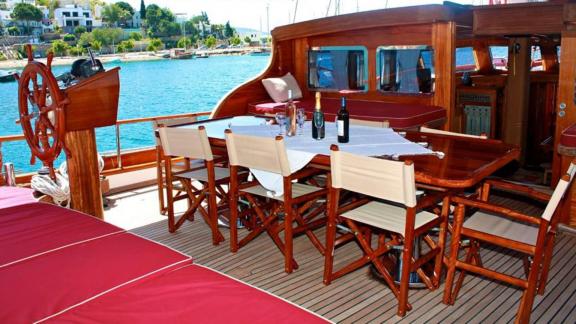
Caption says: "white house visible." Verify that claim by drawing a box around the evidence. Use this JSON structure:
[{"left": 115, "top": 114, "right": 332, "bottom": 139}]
[{"left": 54, "top": 4, "right": 100, "bottom": 33}]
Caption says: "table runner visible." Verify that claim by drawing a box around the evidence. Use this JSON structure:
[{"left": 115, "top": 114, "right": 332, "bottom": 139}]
[{"left": 228, "top": 120, "right": 442, "bottom": 195}]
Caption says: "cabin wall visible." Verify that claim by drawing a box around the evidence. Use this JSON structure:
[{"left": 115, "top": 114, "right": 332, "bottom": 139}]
[{"left": 213, "top": 21, "right": 457, "bottom": 125}]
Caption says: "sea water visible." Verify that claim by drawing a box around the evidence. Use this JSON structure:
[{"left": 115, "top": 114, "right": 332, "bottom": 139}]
[{"left": 0, "top": 55, "right": 270, "bottom": 173}]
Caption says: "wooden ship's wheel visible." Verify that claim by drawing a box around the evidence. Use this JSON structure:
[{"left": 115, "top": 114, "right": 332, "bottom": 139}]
[{"left": 17, "top": 46, "right": 68, "bottom": 179}]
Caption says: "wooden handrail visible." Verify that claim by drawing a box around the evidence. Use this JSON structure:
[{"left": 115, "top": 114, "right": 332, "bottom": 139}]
[
  {"left": 0, "top": 111, "right": 212, "bottom": 143},
  {"left": 115, "top": 111, "right": 211, "bottom": 125}
]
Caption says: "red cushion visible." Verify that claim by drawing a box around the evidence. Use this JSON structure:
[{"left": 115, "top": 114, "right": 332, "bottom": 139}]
[
  {"left": 248, "top": 98, "right": 446, "bottom": 129},
  {"left": 0, "top": 232, "right": 190, "bottom": 323},
  {"left": 0, "top": 187, "right": 35, "bottom": 209},
  {"left": 0, "top": 203, "right": 123, "bottom": 267},
  {"left": 47, "top": 264, "right": 328, "bottom": 324},
  {"left": 561, "top": 124, "right": 576, "bottom": 147}
]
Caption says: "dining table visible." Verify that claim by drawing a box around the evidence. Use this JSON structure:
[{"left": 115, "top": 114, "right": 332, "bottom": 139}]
[{"left": 168, "top": 115, "right": 520, "bottom": 190}]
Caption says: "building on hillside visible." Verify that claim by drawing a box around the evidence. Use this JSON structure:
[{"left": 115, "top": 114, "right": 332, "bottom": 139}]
[
  {"left": 58, "top": 0, "right": 90, "bottom": 10},
  {"left": 54, "top": 4, "right": 101, "bottom": 33},
  {"left": 129, "top": 11, "right": 141, "bottom": 29}
]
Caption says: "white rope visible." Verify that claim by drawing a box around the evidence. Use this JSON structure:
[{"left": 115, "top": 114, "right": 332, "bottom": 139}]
[{"left": 31, "top": 173, "right": 70, "bottom": 207}]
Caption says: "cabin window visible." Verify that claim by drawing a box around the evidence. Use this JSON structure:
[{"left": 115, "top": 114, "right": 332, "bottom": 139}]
[
  {"left": 489, "top": 46, "right": 508, "bottom": 71},
  {"left": 456, "top": 47, "right": 477, "bottom": 72},
  {"left": 557, "top": 46, "right": 561, "bottom": 64},
  {"left": 307, "top": 46, "right": 367, "bottom": 92},
  {"left": 531, "top": 46, "right": 543, "bottom": 71},
  {"left": 377, "top": 45, "right": 435, "bottom": 94}
]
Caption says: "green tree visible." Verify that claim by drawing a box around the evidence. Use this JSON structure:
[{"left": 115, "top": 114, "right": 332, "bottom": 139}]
[
  {"left": 35, "top": 0, "right": 49, "bottom": 6},
  {"left": 224, "top": 21, "right": 235, "bottom": 38},
  {"left": 140, "top": 0, "right": 146, "bottom": 19},
  {"left": 92, "top": 28, "right": 122, "bottom": 46},
  {"left": 11, "top": 3, "right": 43, "bottom": 35},
  {"left": 90, "top": 0, "right": 105, "bottom": 16},
  {"left": 145, "top": 4, "right": 174, "bottom": 35},
  {"left": 101, "top": 4, "right": 123, "bottom": 27},
  {"left": 115, "top": 1, "right": 134, "bottom": 26},
  {"left": 78, "top": 31, "right": 94, "bottom": 47},
  {"left": 0, "top": 52, "right": 7, "bottom": 61},
  {"left": 63, "top": 34, "right": 76, "bottom": 41},
  {"left": 204, "top": 35, "right": 216, "bottom": 48},
  {"left": 129, "top": 31, "right": 142, "bottom": 41},
  {"left": 230, "top": 36, "right": 241, "bottom": 46},
  {"left": 68, "top": 45, "right": 84, "bottom": 56},
  {"left": 118, "top": 39, "right": 134, "bottom": 52},
  {"left": 74, "top": 26, "right": 86, "bottom": 35},
  {"left": 176, "top": 37, "right": 191, "bottom": 49},
  {"left": 8, "top": 26, "right": 20, "bottom": 36},
  {"left": 146, "top": 38, "right": 163, "bottom": 51},
  {"left": 51, "top": 39, "right": 70, "bottom": 56},
  {"left": 211, "top": 24, "right": 224, "bottom": 39},
  {"left": 244, "top": 36, "right": 251, "bottom": 44},
  {"left": 91, "top": 39, "right": 102, "bottom": 51}
]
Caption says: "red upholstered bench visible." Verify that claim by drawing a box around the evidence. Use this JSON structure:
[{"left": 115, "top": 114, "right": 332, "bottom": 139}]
[
  {"left": 0, "top": 201, "right": 329, "bottom": 323},
  {"left": 47, "top": 264, "right": 327, "bottom": 323},
  {"left": 0, "top": 186, "right": 35, "bottom": 209},
  {"left": 248, "top": 98, "right": 446, "bottom": 129}
]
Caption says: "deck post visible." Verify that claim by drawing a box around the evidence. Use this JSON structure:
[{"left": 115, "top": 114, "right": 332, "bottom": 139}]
[
  {"left": 432, "top": 21, "right": 456, "bottom": 131},
  {"left": 65, "top": 129, "right": 104, "bottom": 219}
]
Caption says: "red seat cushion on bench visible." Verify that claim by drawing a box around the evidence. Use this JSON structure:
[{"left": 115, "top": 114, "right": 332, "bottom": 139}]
[
  {"left": 0, "top": 232, "right": 190, "bottom": 323},
  {"left": 47, "top": 264, "right": 328, "bottom": 324},
  {"left": 0, "top": 187, "right": 35, "bottom": 209},
  {"left": 248, "top": 98, "right": 446, "bottom": 129},
  {"left": 0, "top": 203, "right": 123, "bottom": 268}
]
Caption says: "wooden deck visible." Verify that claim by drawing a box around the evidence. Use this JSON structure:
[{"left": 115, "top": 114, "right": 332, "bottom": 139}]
[{"left": 119, "top": 188, "right": 576, "bottom": 323}]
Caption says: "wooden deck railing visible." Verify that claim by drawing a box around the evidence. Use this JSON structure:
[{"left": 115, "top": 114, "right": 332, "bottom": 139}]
[{"left": 0, "top": 111, "right": 212, "bottom": 181}]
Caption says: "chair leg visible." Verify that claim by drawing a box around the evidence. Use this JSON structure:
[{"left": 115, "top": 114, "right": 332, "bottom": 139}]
[
  {"left": 516, "top": 253, "right": 542, "bottom": 324},
  {"left": 323, "top": 188, "right": 340, "bottom": 285},
  {"left": 398, "top": 232, "right": 415, "bottom": 317},
  {"left": 433, "top": 195, "right": 450, "bottom": 288},
  {"left": 537, "top": 233, "right": 556, "bottom": 295},
  {"left": 165, "top": 159, "right": 177, "bottom": 233},
  {"left": 156, "top": 146, "right": 167, "bottom": 215},
  {"left": 229, "top": 166, "right": 239, "bottom": 253},
  {"left": 443, "top": 204, "right": 465, "bottom": 305},
  {"left": 452, "top": 240, "right": 479, "bottom": 303},
  {"left": 284, "top": 202, "right": 294, "bottom": 274}
]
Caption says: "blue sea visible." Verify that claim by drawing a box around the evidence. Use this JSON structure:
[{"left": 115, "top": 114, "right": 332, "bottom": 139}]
[{"left": 0, "top": 55, "right": 270, "bottom": 173}]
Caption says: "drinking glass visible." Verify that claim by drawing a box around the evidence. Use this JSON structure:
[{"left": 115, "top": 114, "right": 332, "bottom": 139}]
[
  {"left": 296, "top": 108, "right": 306, "bottom": 135},
  {"left": 275, "top": 112, "right": 287, "bottom": 135}
]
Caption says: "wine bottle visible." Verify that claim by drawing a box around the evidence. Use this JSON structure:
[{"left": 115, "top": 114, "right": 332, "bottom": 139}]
[
  {"left": 337, "top": 96, "right": 349, "bottom": 143},
  {"left": 286, "top": 90, "right": 297, "bottom": 136},
  {"left": 312, "top": 92, "right": 325, "bottom": 140}
]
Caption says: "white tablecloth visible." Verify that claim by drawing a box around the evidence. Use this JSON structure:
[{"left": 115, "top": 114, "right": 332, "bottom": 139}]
[{"left": 223, "top": 119, "right": 442, "bottom": 196}]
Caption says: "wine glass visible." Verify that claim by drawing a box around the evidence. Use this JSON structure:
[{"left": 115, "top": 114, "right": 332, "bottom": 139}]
[
  {"left": 296, "top": 108, "right": 306, "bottom": 136},
  {"left": 275, "top": 112, "right": 287, "bottom": 135}
]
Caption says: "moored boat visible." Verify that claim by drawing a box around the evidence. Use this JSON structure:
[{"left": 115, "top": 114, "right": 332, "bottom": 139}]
[{"left": 0, "top": 70, "right": 17, "bottom": 83}]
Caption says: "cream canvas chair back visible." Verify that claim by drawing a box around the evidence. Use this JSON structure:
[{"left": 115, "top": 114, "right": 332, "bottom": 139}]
[
  {"left": 420, "top": 126, "right": 487, "bottom": 139},
  {"left": 225, "top": 131, "right": 291, "bottom": 177},
  {"left": 330, "top": 149, "right": 417, "bottom": 207},
  {"left": 153, "top": 117, "right": 198, "bottom": 145},
  {"left": 350, "top": 119, "right": 390, "bottom": 128},
  {"left": 542, "top": 161, "right": 576, "bottom": 222},
  {"left": 158, "top": 126, "right": 214, "bottom": 161}
]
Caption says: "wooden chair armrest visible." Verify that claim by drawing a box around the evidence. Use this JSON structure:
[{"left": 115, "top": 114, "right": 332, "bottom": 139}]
[
  {"left": 485, "top": 179, "right": 551, "bottom": 202},
  {"left": 415, "top": 191, "right": 448, "bottom": 210},
  {"left": 451, "top": 196, "right": 541, "bottom": 226}
]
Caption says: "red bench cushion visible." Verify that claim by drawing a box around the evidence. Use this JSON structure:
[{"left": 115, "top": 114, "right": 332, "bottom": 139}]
[
  {"left": 47, "top": 264, "right": 328, "bottom": 323},
  {"left": 0, "top": 232, "right": 190, "bottom": 323},
  {"left": 0, "top": 203, "right": 123, "bottom": 267},
  {"left": 248, "top": 98, "right": 446, "bottom": 129},
  {"left": 0, "top": 187, "right": 35, "bottom": 209}
]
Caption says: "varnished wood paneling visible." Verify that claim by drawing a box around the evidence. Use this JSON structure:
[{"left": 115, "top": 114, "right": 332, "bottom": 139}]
[
  {"left": 272, "top": 5, "right": 469, "bottom": 42},
  {"left": 473, "top": 3, "right": 564, "bottom": 36},
  {"left": 433, "top": 22, "right": 456, "bottom": 131}
]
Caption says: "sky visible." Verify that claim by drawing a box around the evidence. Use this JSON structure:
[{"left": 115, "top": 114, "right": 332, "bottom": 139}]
[{"left": 116, "top": 0, "right": 486, "bottom": 32}]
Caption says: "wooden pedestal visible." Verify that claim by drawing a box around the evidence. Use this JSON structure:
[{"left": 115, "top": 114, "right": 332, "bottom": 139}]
[{"left": 65, "top": 129, "right": 104, "bottom": 219}]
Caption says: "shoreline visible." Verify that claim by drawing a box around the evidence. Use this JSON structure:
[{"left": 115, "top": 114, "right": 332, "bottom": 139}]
[{"left": 0, "top": 52, "right": 164, "bottom": 69}]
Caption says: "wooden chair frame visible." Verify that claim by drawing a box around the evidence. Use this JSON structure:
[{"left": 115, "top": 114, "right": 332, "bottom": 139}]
[
  {"left": 160, "top": 126, "right": 229, "bottom": 245},
  {"left": 443, "top": 164, "right": 576, "bottom": 324},
  {"left": 323, "top": 145, "right": 450, "bottom": 317},
  {"left": 226, "top": 130, "right": 328, "bottom": 273}
]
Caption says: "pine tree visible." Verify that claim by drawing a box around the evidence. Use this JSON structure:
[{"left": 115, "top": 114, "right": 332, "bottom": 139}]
[{"left": 140, "top": 0, "right": 146, "bottom": 19}]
